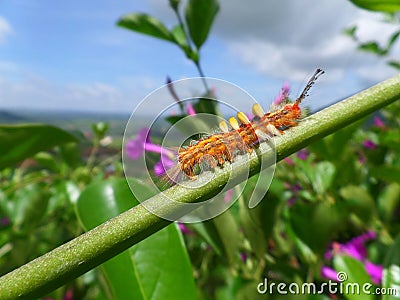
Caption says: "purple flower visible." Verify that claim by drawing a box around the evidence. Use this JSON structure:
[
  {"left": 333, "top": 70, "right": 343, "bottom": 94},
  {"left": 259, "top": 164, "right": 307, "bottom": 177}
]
[
  {"left": 321, "top": 266, "right": 339, "bottom": 281},
  {"left": 178, "top": 223, "right": 193, "bottom": 235},
  {"left": 285, "top": 183, "right": 302, "bottom": 206},
  {"left": 296, "top": 148, "right": 309, "bottom": 160},
  {"left": 373, "top": 116, "right": 385, "bottom": 129},
  {"left": 126, "top": 127, "right": 177, "bottom": 177},
  {"left": 365, "top": 261, "right": 383, "bottom": 285},
  {"left": 363, "top": 140, "right": 377, "bottom": 150},
  {"left": 240, "top": 252, "right": 247, "bottom": 262},
  {"left": 0, "top": 217, "right": 10, "bottom": 227},
  {"left": 273, "top": 82, "right": 290, "bottom": 105},
  {"left": 154, "top": 154, "right": 176, "bottom": 177},
  {"left": 125, "top": 128, "right": 151, "bottom": 160},
  {"left": 322, "top": 231, "right": 382, "bottom": 284}
]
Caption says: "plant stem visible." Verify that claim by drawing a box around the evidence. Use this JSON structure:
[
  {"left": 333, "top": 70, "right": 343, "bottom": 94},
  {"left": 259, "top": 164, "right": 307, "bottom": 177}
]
[
  {"left": 172, "top": 8, "right": 210, "bottom": 92},
  {"left": 1, "top": 74, "right": 400, "bottom": 300},
  {"left": 195, "top": 61, "right": 210, "bottom": 92}
]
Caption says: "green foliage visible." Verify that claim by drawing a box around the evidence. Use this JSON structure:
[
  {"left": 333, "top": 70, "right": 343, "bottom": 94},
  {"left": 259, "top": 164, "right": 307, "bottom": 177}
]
[
  {"left": 185, "top": 0, "right": 220, "bottom": 50},
  {"left": 1, "top": 1, "right": 400, "bottom": 299},
  {"left": 117, "top": 0, "right": 219, "bottom": 87},
  {"left": 345, "top": 0, "right": 400, "bottom": 69},
  {"left": 349, "top": 0, "right": 400, "bottom": 12},
  {"left": 0, "top": 124, "right": 78, "bottom": 170},
  {"left": 76, "top": 179, "right": 196, "bottom": 300}
]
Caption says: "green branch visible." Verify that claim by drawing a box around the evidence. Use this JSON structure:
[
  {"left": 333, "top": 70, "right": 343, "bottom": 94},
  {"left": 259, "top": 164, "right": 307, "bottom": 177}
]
[{"left": 1, "top": 74, "right": 400, "bottom": 299}]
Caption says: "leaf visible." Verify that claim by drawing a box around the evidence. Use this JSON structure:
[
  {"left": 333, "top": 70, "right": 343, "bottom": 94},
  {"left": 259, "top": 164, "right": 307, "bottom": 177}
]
[
  {"left": 343, "top": 25, "right": 358, "bottom": 40},
  {"left": 358, "top": 41, "right": 387, "bottom": 56},
  {"left": 349, "top": 0, "right": 400, "bottom": 12},
  {"left": 333, "top": 255, "right": 374, "bottom": 300},
  {"left": 0, "top": 124, "right": 78, "bottom": 170},
  {"left": 10, "top": 183, "right": 50, "bottom": 233},
  {"left": 387, "top": 60, "right": 400, "bottom": 69},
  {"left": 382, "top": 233, "right": 400, "bottom": 300},
  {"left": 76, "top": 178, "right": 196, "bottom": 300},
  {"left": 239, "top": 176, "right": 282, "bottom": 259},
  {"left": 310, "top": 161, "right": 336, "bottom": 194},
  {"left": 288, "top": 201, "right": 342, "bottom": 256},
  {"left": 202, "top": 209, "right": 240, "bottom": 266},
  {"left": 386, "top": 30, "right": 400, "bottom": 51},
  {"left": 370, "top": 165, "right": 400, "bottom": 182},
  {"left": 340, "top": 185, "right": 374, "bottom": 222},
  {"left": 171, "top": 24, "right": 190, "bottom": 54},
  {"left": 117, "top": 13, "right": 174, "bottom": 42},
  {"left": 377, "top": 183, "right": 400, "bottom": 221},
  {"left": 185, "top": 0, "right": 219, "bottom": 49}
]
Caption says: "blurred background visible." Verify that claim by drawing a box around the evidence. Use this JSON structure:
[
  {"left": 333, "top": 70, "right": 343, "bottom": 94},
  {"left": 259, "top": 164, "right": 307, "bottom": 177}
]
[{"left": 1, "top": 1, "right": 400, "bottom": 300}]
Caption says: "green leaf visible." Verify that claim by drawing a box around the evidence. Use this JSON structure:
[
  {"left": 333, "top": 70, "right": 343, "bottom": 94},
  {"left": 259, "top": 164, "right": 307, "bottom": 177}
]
[
  {"left": 340, "top": 185, "right": 374, "bottom": 223},
  {"left": 185, "top": 0, "right": 219, "bottom": 49},
  {"left": 34, "top": 152, "right": 60, "bottom": 172},
  {"left": 333, "top": 255, "right": 374, "bottom": 300},
  {"left": 202, "top": 208, "right": 240, "bottom": 265},
  {"left": 388, "top": 60, "right": 400, "bottom": 69},
  {"left": 350, "top": 0, "right": 400, "bottom": 12},
  {"left": 377, "top": 183, "right": 400, "bottom": 221},
  {"left": 386, "top": 30, "right": 400, "bottom": 51},
  {"left": 382, "top": 233, "right": 400, "bottom": 300},
  {"left": 117, "top": 13, "right": 174, "bottom": 42},
  {"left": 0, "top": 124, "right": 77, "bottom": 170},
  {"left": 310, "top": 161, "right": 336, "bottom": 194},
  {"left": 171, "top": 24, "right": 189, "bottom": 50},
  {"left": 358, "top": 41, "right": 387, "bottom": 56},
  {"left": 10, "top": 183, "right": 50, "bottom": 233},
  {"left": 370, "top": 165, "right": 400, "bottom": 182},
  {"left": 239, "top": 176, "right": 281, "bottom": 259},
  {"left": 343, "top": 25, "right": 358, "bottom": 40},
  {"left": 76, "top": 178, "right": 196, "bottom": 300},
  {"left": 288, "top": 202, "right": 342, "bottom": 256},
  {"left": 193, "top": 97, "right": 221, "bottom": 116}
]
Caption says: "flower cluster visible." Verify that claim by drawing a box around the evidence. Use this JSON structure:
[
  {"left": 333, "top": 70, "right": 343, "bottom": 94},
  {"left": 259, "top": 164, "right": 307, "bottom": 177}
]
[{"left": 322, "top": 231, "right": 382, "bottom": 284}]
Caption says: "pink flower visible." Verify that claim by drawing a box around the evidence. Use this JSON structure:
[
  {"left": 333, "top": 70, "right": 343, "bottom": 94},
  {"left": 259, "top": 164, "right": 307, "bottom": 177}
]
[
  {"left": 126, "top": 127, "right": 177, "bottom": 177},
  {"left": 284, "top": 157, "right": 294, "bottom": 166},
  {"left": 224, "top": 189, "right": 234, "bottom": 203},
  {"left": 273, "top": 82, "right": 290, "bottom": 105},
  {"left": 186, "top": 103, "right": 196, "bottom": 115},
  {"left": 373, "top": 116, "right": 385, "bottom": 129}
]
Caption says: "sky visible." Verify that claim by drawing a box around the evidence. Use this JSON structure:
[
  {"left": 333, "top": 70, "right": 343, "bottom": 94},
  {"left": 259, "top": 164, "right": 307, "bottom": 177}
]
[{"left": 0, "top": 0, "right": 398, "bottom": 114}]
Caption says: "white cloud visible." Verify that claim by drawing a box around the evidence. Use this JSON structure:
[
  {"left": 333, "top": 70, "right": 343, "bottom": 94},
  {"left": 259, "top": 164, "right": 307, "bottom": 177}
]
[
  {"left": 0, "top": 63, "right": 164, "bottom": 113},
  {"left": 214, "top": 0, "right": 396, "bottom": 82},
  {"left": 149, "top": 0, "right": 397, "bottom": 84},
  {"left": 0, "top": 16, "right": 13, "bottom": 44}
]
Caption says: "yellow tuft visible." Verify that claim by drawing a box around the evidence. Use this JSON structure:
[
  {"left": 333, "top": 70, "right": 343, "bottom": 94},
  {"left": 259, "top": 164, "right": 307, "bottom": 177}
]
[
  {"left": 219, "top": 120, "right": 229, "bottom": 133},
  {"left": 252, "top": 103, "right": 264, "bottom": 118},
  {"left": 237, "top": 111, "right": 250, "bottom": 124},
  {"left": 228, "top": 117, "right": 240, "bottom": 130}
]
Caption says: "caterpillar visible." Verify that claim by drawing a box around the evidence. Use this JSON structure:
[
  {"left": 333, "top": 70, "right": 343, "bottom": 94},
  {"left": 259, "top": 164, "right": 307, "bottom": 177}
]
[{"left": 175, "top": 68, "right": 324, "bottom": 179}]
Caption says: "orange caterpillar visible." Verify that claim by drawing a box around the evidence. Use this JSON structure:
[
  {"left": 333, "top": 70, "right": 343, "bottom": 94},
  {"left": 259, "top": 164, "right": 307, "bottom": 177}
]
[{"left": 177, "top": 69, "right": 324, "bottom": 178}]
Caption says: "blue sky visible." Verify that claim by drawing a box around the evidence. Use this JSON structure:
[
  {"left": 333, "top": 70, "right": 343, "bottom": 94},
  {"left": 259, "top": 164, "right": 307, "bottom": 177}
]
[{"left": 0, "top": 0, "right": 398, "bottom": 114}]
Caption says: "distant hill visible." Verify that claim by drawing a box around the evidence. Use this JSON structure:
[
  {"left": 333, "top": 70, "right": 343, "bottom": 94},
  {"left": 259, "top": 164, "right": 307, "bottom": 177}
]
[{"left": 0, "top": 110, "right": 27, "bottom": 123}]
